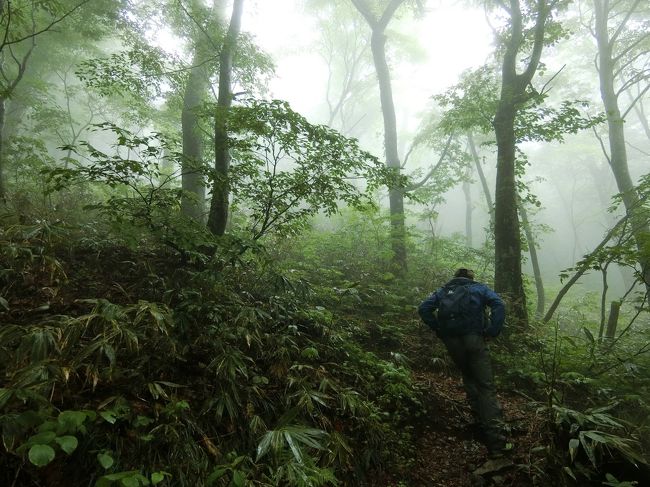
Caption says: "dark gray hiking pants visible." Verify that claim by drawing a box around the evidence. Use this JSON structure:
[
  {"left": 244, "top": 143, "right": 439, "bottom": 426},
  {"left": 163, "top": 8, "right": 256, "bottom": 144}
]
[{"left": 441, "top": 333, "right": 505, "bottom": 451}]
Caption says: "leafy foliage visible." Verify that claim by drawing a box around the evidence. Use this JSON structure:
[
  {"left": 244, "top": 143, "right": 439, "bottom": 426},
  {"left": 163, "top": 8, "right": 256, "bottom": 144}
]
[{"left": 226, "top": 99, "right": 401, "bottom": 240}]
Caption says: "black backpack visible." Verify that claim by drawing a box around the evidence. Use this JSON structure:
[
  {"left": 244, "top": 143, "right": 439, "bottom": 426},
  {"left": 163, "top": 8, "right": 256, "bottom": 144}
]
[{"left": 437, "top": 283, "right": 472, "bottom": 329}]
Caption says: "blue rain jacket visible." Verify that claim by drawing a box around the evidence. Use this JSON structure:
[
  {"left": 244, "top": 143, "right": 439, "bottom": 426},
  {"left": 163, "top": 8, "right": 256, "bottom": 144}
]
[{"left": 417, "top": 277, "right": 505, "bottom": 337}]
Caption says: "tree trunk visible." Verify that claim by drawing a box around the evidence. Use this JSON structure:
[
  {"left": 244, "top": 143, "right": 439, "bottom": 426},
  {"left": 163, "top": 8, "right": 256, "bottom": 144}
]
[
  {"left": 594, "top": 0, "right": 650, "bottom": 292},
  {"left": 519, "top": 201, "right": 545, "bottom": 320},
  {"left": 492, "top": 0, "right": 551, "bottom": 328},
  {"left": 494, "top": 99, "right": 528, "bottom": 325},
  {"left": 605, "top": 301, "right": 621, "bottom": 340},
  {"left": 369, "top": 26, "right": 406, "bottom": 273},
  {"left": 207, "top": 0, "right": 244, "bottom": 236},
  {"left": 467, "top": 132, "right": 494, "bottom": 228},
  {"left": 462, "top": 167, "right": 473, "bottom": 247},
  {"left": 351, "top": 0, "right": 407, "bottom": 273},
  {"left": 181, "top": 53, "right": 209, "bottom": 223},
  {"left": 598, "top": 265, "right": 609, "bottom": 341}
]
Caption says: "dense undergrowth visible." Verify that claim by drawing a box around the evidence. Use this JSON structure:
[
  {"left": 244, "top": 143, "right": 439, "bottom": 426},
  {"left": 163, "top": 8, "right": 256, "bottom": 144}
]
[
  {"left": 1, "top": 208, "right": 650, "bottom": 486},
  {"left": 0, "top": 217, "right": 429, "bottom": 486}
]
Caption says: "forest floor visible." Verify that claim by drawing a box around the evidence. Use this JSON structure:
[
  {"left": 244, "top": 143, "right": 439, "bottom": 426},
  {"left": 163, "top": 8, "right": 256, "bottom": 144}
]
[{"left": 367, "top": 331, "right": 553, "bottom": 487}]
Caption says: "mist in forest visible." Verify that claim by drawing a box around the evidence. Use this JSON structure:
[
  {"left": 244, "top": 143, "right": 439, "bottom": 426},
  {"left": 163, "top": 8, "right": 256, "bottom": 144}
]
[{"left": 1, "top": 1, "right": 649, "bottom": 486}]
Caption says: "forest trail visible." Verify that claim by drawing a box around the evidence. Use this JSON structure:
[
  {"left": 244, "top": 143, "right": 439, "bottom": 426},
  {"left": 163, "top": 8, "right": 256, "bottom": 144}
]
[
  {"left": 377, "top": 366, "right": 548, "bottom": 486},
  {"left": 412, "top": 371, "right": 544, "bottom": 486}
]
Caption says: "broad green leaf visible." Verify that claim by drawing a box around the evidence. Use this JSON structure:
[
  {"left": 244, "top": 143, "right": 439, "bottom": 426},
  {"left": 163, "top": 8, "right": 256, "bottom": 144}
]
[
  {"left": 232, "top": 470, "right": 245, "bottom": 487},
  {"left": 121, "top": 477, "right": 140, "bottom": 487},
  {"left": 98, "top": 452, "right": 114, "bottom": 469},
  {"left": 27, "top": 431, "right": 56, "bottom": 446},
  {"left": 55, "top": 435, "right": 78, "bottom": 454},
  {"left": 151, "top": 472, "right": 166, "bottom": 484},
  {"left": 58, "top": 411, "right": 87, "bottom": 431},
  {"left": 28, "top": 444, "right": 56, "bottom": 466}
]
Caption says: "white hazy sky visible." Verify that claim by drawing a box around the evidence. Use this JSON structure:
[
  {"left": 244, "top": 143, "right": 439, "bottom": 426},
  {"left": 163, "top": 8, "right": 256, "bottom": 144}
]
[{"left": 244, "top": 1, "right": 495, "bottom": 126}]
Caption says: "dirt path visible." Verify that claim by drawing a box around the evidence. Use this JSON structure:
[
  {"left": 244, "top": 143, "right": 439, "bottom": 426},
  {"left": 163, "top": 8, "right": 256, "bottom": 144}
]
[{"left": 391, "top": 371, "right": 550, "bottom": 486}]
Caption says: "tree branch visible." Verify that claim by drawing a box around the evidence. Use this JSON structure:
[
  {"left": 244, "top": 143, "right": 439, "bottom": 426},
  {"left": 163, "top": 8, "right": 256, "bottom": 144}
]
[
  {"left": 521, "top": 0, "right": 549, "bottom": 84},
  {"left": 621, "top": 82, "right": 650, "bottom": 119},
  {"left": 543, "top": 213, "right": 631, "bottom": 323},
  {"left": 0, "top": 0, "right": 91, "bottom": 50},
  {"left": 609, "top": 0, "right": 642, "bottom": 46},
  {"left": 404, "top": 134, "right": 453, "bottom": 191}
]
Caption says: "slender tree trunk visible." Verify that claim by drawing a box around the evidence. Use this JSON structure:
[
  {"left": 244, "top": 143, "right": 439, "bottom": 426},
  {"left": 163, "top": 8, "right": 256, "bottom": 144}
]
[
  {"left": 351, "top": 0, "right": 407, "bottom": 273},
  {"left": 604, "top": 301, "right": 620, "bottom": 341},
  {"left": 369, "top": 26, "right": 406, "bottom": 272},
  {"left": 181, "top": 54, "right": 209, "bottom": 223},
  {"left": 207, "top": 0, "right": 244, "bottom": 235},
  {"left": 594, "top": 0, "right": 650, "bottom": 292},
  {"left": 543, "top": 213, "right": 629, "bottom": 323},
  {"left": 462, "top": 167, "right": 473, "bottom": 247},
  {"left": 468, "top": 132, "right": 494, "bottom": 227},
  {"left": 598, "top": 264, "right": 609, "bottom": 341},
  {"left": 519, "top": 201, "right": 545, "bottom": 319}
]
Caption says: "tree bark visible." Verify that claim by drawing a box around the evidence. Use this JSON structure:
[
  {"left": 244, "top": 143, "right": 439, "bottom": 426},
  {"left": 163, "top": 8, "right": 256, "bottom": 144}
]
[
  {"left": 593, "top": 0, "right": 650, "bottom": 292},
  {"left": 207, "top": 0, "right": 244, "bottom": 235},
  {"left": 462, "top": 166, "right": 473, "bottom": 247},
  {"left": 352, "top": 0, "right": 407, "bottom": 273},
  {"left": 493, "top": 0, "right": 550, "bottom": 328},
  {"left": 605, "top": 300, "right": 621, "bottom": 341},
  {"left": 494, "top": 100, "right": 528, "bottom": 325},
  {"left": 181, "top": 52, "right": 209, "bottom": 223}
]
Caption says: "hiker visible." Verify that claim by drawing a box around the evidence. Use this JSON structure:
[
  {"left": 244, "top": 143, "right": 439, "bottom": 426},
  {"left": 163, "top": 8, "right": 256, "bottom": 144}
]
[{"left": 417, "top": 268, "right": 508, "bottom": 458}]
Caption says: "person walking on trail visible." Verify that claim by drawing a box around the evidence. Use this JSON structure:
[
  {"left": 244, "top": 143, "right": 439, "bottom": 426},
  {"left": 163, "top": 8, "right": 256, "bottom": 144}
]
[{"left": 417, "top": 268, "right": 509, "bottom": 458}]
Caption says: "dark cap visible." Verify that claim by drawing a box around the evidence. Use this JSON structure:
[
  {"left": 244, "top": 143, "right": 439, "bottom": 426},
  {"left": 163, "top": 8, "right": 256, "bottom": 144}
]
[{"left": 454, "top": 268, "right": 475, "bottom": 280}]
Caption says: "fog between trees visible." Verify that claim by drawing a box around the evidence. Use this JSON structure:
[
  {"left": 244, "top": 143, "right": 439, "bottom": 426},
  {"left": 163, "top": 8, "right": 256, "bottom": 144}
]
[{"left": 1, "top": 0, "right": 650, "bottom": 485}]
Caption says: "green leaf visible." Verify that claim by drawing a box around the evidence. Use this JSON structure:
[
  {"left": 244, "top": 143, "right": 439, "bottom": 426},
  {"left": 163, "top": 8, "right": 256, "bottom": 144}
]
[
  {"left": 28, "top": 444, "right": 56, "bottom": 466},
  {"left": 563, "top": 466, "right": 576, "bottom": 480},
  {"left": 150, "top": 472, "right": 166, "bottom": 484},
  {"left": 568, "top": 438, "right": 579, "bottom": 463},
  {"left": 0, "top": 296, "right": 9, "bottom": 310},
  {"left": 27, "top": 431, "right": 57, "bottom": 446},
  {"left": 100, "top": 411, "right": 117, "bottom": 424},
  {"left": 58, "top": 411, "right": 87, "bottom": 431},
  {"left": 98, "top": 452, "right": 114, "bottom": 469},
  {"left": 582, "top": 327, "right": 595, "bottom": 344},
  {"left": 206, "top": 467, "right": 228, "bottom": 484},
  {"left": 55, "top": 435, "right": 78, "bottom": 454},
  {"left": 232, "top": 470, "right": 245, "bottom": 487},
  {"left": 121, "top": 477, "right": 140, "bottom": 487},
  {"left": 0, "top": 388, "right": 12, "bottom": 409}
]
